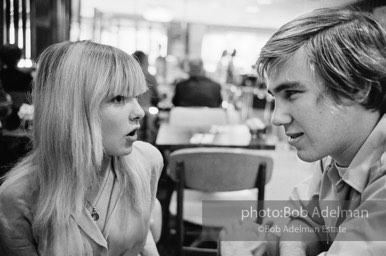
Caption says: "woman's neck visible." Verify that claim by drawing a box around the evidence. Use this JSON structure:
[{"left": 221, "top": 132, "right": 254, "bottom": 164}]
[{"left": 100, "top": 154, "right": 111, "bottom": 178}]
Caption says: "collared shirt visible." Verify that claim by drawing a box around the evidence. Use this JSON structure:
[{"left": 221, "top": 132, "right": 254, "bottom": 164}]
[
  {"left": 0, "top": 141, "right": 163, "bottom": 256},
  {"left": 287, "top": 114, "right": 386, "bottom": 255}
]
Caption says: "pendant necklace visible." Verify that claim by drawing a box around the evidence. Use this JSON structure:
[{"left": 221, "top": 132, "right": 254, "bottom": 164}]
[{"left": 88, "top": 169, "right": 110, "bottom": 221}]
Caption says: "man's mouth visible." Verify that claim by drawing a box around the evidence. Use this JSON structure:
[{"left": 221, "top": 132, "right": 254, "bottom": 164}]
[{"left": 287, "top": 132, "right": 304, "bottom": 142}]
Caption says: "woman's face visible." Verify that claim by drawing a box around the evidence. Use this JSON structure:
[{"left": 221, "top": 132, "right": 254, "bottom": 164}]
[{"left": 99, "top": 95, "right": 145, "bottom": 156}]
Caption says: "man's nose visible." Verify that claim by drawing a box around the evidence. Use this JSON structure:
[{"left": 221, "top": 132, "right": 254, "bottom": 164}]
[{"left": 271, "top": 102, "right": 292, "bottom": 127}]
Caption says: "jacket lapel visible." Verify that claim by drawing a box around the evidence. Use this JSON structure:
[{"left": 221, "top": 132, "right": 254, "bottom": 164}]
[{"left": 72, "top": 209, "right": 108, "bottom": 248}]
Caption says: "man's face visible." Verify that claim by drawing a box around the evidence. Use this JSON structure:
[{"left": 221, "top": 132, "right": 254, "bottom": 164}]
[{"left": 266, "top": 48, "right": 370, "bottom": 165}]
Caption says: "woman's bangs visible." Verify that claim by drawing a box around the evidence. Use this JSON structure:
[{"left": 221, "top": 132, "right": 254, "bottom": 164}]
[{"left": 107, "top": 53, "right": 147, "bottom": 98}]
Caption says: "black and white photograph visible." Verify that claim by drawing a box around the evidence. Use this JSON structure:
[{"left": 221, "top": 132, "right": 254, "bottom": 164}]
[{"left": 0, "top": 0, "right": 386, "bottom": 255}]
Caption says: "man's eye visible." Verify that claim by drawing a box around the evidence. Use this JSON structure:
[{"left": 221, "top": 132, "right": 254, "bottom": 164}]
[{"left": 112, "top": 95, "right": 126, "bottom": 103}]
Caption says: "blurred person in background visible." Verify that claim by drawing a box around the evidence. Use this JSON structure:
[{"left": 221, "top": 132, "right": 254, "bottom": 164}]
[
  {"left": 220, "top": 7, "right": 386, "bottom": 256},
  {"left": 172, "top": 58, "right": 222, "bottom": 108},
  {"left": 132, "top": 50, "right": 160, "bottom": 144},
  {"left": 215, "top": 50, "right": 229, "bottom": 84},
  {"left": 0, "top": 82, "right": 12, "bottom": 128},
  {"left": 226, "top": 49, "right": 237, "bottom": 84},
  {"left": 132, "top": 50, "right": 160, "bottom": 108},
  {"left": 0, "top": 44, "right": 33, "bottom": 130},
  {"left": 0, "top": 81, "right": 28, "bottom": 178},
  {"left": 154, "top": 44, "right": 167, "bottom": 85},
  {"left": 0, "top": 41, "right": 163, "bottom": 256}
]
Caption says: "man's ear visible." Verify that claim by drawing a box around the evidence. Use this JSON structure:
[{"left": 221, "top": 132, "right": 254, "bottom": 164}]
[
  {"left": 353, "top": 85, "right": 371, "bottom": 105},
  {"left": 338, "top": 85, "right": 371, "bottom": 106}
]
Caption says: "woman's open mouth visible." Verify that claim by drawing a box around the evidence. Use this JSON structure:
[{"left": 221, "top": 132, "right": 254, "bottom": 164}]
[
  {"left": 127, "top": 129, "right": 137, "bottom": 137},
  {"left": 126, "top": 127, "right": 140, "bottom": 139}
]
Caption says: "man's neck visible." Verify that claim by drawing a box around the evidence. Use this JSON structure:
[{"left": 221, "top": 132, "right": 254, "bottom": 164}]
[{"left": 333, "top": 110, "right": 381, "bottom": 167}]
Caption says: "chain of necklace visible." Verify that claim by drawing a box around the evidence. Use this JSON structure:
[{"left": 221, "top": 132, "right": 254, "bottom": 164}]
[{"left": 88, "top": 169, "right": 110, "bottom": 221}]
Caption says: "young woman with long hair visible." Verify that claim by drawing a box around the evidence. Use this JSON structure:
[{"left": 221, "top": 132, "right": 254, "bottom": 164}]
[{"left": 0, "top": 41, "right": 163, "bottom": 256}]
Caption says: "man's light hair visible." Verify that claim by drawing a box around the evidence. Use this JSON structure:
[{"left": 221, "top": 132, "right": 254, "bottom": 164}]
[{"left": 256, "top": 8, "right": 386, "bottom": 113}]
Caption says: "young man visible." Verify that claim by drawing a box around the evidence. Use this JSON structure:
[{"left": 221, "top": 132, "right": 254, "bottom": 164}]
[{"left": 221, "top": 8, "right": 386, "bottom": 256}]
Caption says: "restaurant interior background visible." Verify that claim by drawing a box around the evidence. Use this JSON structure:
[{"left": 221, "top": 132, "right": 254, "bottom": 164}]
[
  {"left": 1, "top": 0, "right": 386, "bottom": 255},
  {"left": 1, "top": 0, "right": 385, "bottom": 124}
]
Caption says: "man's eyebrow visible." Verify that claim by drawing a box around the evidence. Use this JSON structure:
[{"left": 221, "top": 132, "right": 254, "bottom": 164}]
[{"left": 268, "top": 82, "right": 303, "bottom": 96}]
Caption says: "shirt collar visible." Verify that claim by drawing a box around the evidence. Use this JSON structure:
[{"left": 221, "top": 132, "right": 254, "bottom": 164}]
[{"left": 339, "top": 114, "right": 386, "bottom": 193}]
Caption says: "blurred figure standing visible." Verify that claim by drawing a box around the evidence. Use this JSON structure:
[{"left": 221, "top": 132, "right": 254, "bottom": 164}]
[
  {"left": 215, "top": 50, "right": 229, "bottom": 84},
  {"left": 0, "top": 44, "right": 33, "bottom": 130},
  {"left": 132, "top": 51, "right": 159, "bottom": 107},
  {"left": 154, "top": 44, "right": 167, "bottom": 85},
  {"left": 172, "top": 58, "right": 222, "bottom": 108},
  {"left": 226, "top": 49, "right": 237, "bottom": 84},
  {"left": 132, "top": 51, "right": 159, "bottom": 144}
]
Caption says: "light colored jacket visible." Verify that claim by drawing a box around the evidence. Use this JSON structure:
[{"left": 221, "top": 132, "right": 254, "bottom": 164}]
[{"left": 0, "top": 141, "right": 163, "bottom": 256}]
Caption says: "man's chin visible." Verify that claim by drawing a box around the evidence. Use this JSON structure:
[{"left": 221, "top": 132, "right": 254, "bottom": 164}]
[{"left": 296, "top": 150, "right": 323, "bottom": 163}]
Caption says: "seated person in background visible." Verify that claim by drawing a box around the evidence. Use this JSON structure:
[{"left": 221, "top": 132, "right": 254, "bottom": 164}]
[
  {"left": 0, "top": 82, "right": 12, "bottom": 125},
  {"left": 220, "top": 8, "right": 386, "bottom": 256},
  {"left": 0, "top": 82, "right": 28, "bottom": 177},
  {"left": 172, "top": 58, "right": 222, "bottom": 108},
  {"left": 0, "top": 41, "right": 163, "bottom": 256},
  {"left": 0, "top": 44, "right": 33, "bottom": 130}
]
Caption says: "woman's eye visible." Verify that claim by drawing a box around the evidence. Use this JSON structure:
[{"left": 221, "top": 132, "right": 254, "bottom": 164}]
[
  {"left": 284, "top": 90, "right": 300, "bottom": 100},
  {"left": 112, "top": 95, "right": 126, "bottom": 103}
]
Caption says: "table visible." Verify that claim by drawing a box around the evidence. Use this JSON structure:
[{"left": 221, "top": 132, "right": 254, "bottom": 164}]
[{"left": 155, "top": 124, "right": 275, "bottom": 150}]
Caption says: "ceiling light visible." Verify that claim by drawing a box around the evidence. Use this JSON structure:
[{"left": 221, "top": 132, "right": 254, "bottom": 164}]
[
  {"left": 244, "top": 5, "right": 260, "bottom": 13},
  {"left": 209, "top": 2, "right": 221, "bottom": 9},
  {"left": 256, "top": 0, "right": 272, "bottom": 5},
  {"left": 143, "top": 7, "right": 173, "bottom": 22}
]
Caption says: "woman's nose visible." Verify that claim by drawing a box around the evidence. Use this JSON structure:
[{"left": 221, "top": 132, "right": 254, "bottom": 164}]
[{"left": 129, "top": 98, "right": 145, "bottom": 121}]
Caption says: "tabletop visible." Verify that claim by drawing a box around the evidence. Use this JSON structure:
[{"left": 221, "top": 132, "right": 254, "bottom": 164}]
[{"left": 155, "top": 124, "right": 276, "bottom": 150}]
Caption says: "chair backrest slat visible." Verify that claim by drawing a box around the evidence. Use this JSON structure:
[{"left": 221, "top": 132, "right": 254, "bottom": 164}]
[
  {"left": 169, "top": 107, "right": 227, "bottom": 126},
  {"left": 168, "top": 147, "right": 273, "bottom": 192}
]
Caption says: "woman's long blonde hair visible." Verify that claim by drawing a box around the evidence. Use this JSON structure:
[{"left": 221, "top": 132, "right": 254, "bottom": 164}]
[{"left": 1, "top": 41, "right": 150, "bottom": 254}]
